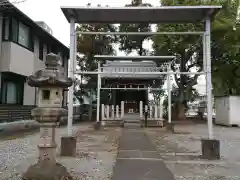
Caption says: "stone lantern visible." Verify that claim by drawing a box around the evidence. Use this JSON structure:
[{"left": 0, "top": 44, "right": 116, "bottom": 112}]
[{"left": 22, "top": 53, "right": 73, "bottom": 180}]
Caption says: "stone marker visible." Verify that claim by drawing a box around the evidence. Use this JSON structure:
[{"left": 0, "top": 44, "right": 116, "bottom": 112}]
[
  {"left": 94, "top": 121, "right": 101, "bottom": 130},
  {"left": 201, "top": 139, "right": 220, "bottom": 160},
  {"left": 22, "top": 53, "right": 73, "bottom": 180},
  {"left": 165, "top": 122, "right": 174, "bottom": 133}
]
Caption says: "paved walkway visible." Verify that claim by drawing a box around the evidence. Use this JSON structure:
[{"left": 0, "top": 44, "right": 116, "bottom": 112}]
[{"left": 112, "top": 126, "right": 175, "bottom": 180}]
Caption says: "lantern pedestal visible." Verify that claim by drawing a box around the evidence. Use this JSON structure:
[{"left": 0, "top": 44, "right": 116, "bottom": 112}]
[
  {"left": 23, "top": 119, "right": 73, "bottom": 180},
  {"left": 22, "top": 162, "right": 72, "bottom": 180}
]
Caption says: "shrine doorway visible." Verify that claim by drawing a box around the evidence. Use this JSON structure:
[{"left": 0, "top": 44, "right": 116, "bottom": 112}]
[
  {"left": 124, "top": 101, "right": 138, "bottom": 113},
  {"left": 115, "top": 90, "right": 147, "bottom": 114}
]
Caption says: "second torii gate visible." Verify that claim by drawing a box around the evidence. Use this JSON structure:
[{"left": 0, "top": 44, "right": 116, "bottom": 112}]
[{"left": 93, "top": 55, "right": 175, "bottom": 127}]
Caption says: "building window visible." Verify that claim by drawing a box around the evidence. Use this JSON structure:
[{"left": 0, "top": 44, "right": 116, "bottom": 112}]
[
  {"left": 3, "top": 17, "right": 9, "bottom": 40},
  {"left": 1, "top": 73, "right": 24, "bottom": 105},
  {"left": 11, "top": 17, "right": 18, "bottom": 43},
  {"left": 39, "top": 41, "right": 43, "bottom": 60},
  {"left": 3, "top": 16, "right": 33, "bottom": 51},
  {"left": 18, "top": 22, "right": 30, "bottom": 47},
  {"left": 1, "top": 81, "right": 18, "bottom": 104},
  {"left": 47, "top": 44, "right": 51, "bottom": 54}
]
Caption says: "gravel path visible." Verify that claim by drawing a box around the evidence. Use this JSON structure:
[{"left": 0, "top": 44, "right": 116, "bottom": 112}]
[
  {"left": 0, "top": 124, "right": 121, "bottom": 180},
  {"left": 146, "top": 124, "right": 240, "bottom": 180}
]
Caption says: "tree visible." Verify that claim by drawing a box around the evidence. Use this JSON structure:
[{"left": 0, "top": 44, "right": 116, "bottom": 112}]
[
  {"left": 205, "top": 0, "right": 240, "bottom": 96},
  {"left": 119, "top": 0, "right": 152, "bottom": 56},
  {"left": 74, "top": 4, "right": 118, "bottom": 120},
  {"left": 211, "top": 0, "right": 240, "bottom": 96},
  {"left": 154, "top": 0, "right": 203, "bottom": 120},
  {"left": 119, "top": 0, "right": 167, "bottom": 104},
  {"left": 153, "top": 0, "right": 240, "bottom": 120}
]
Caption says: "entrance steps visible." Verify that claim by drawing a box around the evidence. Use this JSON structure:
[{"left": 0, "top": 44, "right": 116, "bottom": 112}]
[
  {"left": 122, "top": 113, "right": 140, "bottom": 120},
  {"left": 124, "top": 120, "right": 140, "bottom": 124},
  {"left": 123, "top": 121, "right": 141, "bottom": 128},
  {"left": 122, "top": 113, "right": 141, "bottom": 128}
]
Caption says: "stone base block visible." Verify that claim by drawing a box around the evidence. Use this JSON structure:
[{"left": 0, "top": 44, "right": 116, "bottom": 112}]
[
  {"left": 165, "top": 123, "right": 174, "bottom": 133},
  {"left": 22, "top": 162, "right": 73, "bottom": 180},
  {"left": 102, "top": 120, "right": 124, "bottom": 127},
  {"left": 140, "top": 120, "right": 164, "bottom": 127},
  {"left": 60, "top": 136, "right": 76, "bottom": 157},
  {"left": 93, "top": 122, "right": 101, "bottom": 130},
  {"left": 201, "top": 139, "right": 220, "bottom": 160}
]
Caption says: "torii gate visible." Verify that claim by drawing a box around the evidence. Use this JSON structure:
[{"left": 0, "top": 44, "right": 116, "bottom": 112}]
[
  {"left": 61, "top": 5, "right": 222, "bottom": 160},
  {"left": 94, "top": 55, "right": 175, "bottom": 127}
]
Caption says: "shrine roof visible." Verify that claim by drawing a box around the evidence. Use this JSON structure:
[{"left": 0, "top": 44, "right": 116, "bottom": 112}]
[
  {"left": 103, "top": 61, "right": 157, "bottom": 67},
  {"left": 94, "top": 55, "right": 175, "bottom": 61}
]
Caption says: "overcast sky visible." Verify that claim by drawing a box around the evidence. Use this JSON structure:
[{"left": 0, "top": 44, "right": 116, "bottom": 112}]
[{"left": 16, "top": 0, "right": 160, "bottom": 47}]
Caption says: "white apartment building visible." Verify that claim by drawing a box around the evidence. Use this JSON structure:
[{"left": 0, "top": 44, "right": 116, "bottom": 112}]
[{"left": 0, "top": 3, "right": 69, "bottom": 107}]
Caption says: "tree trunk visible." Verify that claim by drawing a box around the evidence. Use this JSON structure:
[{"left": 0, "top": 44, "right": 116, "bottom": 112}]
[
  {"left": 177, "top": 102, "right": 185, "bottom": 120},
  {"left": 171, "top": 105, "right": 178, "bottom": 120},
  {"left": 177, "top": 50, "right": 185, "bottom": 121},
  {"left": 139, "top": 46, "right": 143, "bottom": 56}
]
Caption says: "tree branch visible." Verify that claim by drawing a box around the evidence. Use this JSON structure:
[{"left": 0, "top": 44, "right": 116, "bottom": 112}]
[
  {"left": 186, "top": 67, "right": 203, "bottom": 89},
  {"left": 186, "top": 63, "right": 197, "bottom": 71},
  {"left": 174, "top": 74, "right": 180, "bottom": 88}
]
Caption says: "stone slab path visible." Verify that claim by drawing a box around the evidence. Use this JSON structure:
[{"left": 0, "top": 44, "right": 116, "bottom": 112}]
[{"left": 112, "top": 127, "right": 175, "bottom": 180}]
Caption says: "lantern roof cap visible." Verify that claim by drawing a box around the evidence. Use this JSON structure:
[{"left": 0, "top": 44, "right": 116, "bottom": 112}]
[{"left": 27, "top": 53, "right": 73, "bottom": 88}]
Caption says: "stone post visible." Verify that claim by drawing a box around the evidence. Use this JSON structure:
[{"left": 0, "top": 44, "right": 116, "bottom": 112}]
[
  {"left": 149, "top": 105, "right": 153, "bottom": 119},
  {"left": 106, "top": 105, "right": 110, "bottom": 120},
  {"left": 101, "top": 104, "right": 105, "bottom": 120},
  {"left": 111, "top": 105, "right": 114, "bottom": 120},
  {"left": 121, "top": 101, "right": 124, "bottom": 118},
  {"left": 22, "top": 53, "right": 73, "bottom": 180},
  {"left": 116, "top": 105, "right": 119, "bottom": 119},
  {"left": 140, "top": 101, "right": 143, "bottom": 119},
  {"left": 154, "top": 105, "right": 158, "bottom": 120},
  {"left": 144, "top": 105, "right": 148, "bottom": 128}
]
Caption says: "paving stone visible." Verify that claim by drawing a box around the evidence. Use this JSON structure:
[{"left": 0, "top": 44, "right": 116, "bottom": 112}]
[
  {"left": 112, "top": 159, "right": 175, "bottom": 180},
  {"left": 112, "top": 127, "right": 175, "bottom": 180}
]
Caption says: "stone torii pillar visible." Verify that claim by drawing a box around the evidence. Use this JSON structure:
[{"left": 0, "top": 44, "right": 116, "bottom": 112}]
[{"left": 22, "top": 53, "right": 73, "bottom": 180}]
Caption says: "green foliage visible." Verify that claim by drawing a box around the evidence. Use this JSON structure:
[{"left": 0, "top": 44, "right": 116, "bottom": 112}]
[
  {"left": 153, "top": 0, "right": 240, "bottom": 113},
  {"left": 119, "top": 0, "right": 167, "bottom": 101},
  {"left": 154, "top": 1, "right": 204, "bottom": 108},
  {"left": 75, "top": 3, "right": 118, "bottom": 104},
  {"left": 119, "top": 0, "right": 152, "bottom": 55},
  {"left": 210, "top": 0, "right": 240, "bottom": 95},
  {"left": 162, "top": 95, "right": 169, "bottom": 119},
  {"left": 74, "top": 0, "right": 240, "bottom": 111}
]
